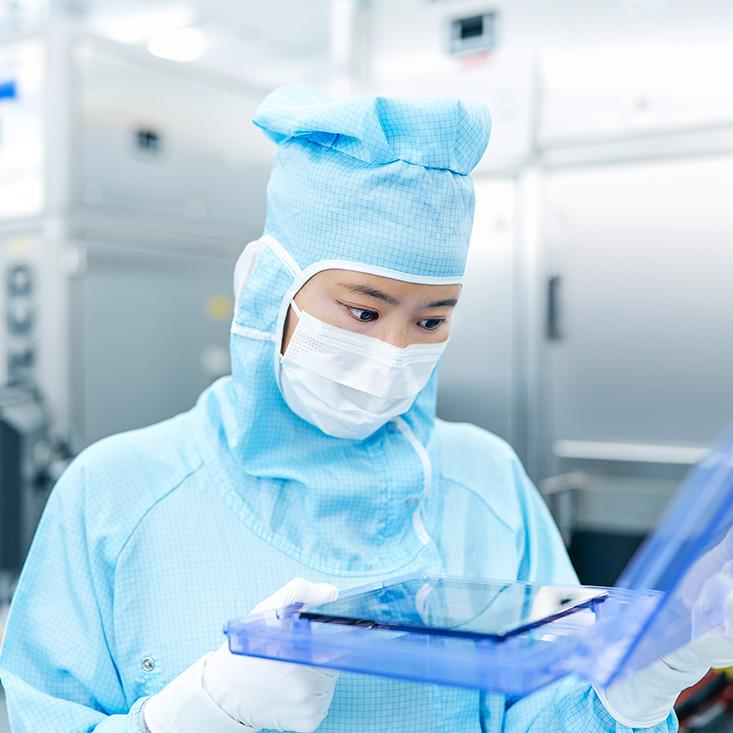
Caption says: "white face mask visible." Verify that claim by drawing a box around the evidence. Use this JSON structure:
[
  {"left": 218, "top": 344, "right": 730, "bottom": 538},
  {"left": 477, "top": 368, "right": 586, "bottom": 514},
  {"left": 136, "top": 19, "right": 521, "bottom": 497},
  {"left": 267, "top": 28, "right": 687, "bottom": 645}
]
[{"left": 279, "top": 301, "right": 448, "bottom": 440}]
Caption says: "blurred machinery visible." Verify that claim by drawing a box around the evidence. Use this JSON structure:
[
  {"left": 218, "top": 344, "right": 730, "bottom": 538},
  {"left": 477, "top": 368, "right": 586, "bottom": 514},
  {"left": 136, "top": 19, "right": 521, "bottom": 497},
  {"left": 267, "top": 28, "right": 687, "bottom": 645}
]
[
  {"left": 0, "top": 27, "right": 272, "bottom": 445},
  {"left": 0, "top": 386, "right": 46, "bottom": 598},
  {"left": 532, "top": 47, "right": 733, "bottom": 580},
  {"left": 537, "top": 155, "right": 733, "bottom": 584},
  {"left": 1, "top": 2, "right": 733, "bottom": 595},
  {"left": 0, "top": 24, "right": 271, "bottom": 578},
  {"left": 0, "top": 385, "right": 67, "bottom": 602},
  {"left": 2, "top": 2, "right": 733, "bottom": 729},
  {"left": 365, "top": 0, "right": 733, "bottom": 587}
]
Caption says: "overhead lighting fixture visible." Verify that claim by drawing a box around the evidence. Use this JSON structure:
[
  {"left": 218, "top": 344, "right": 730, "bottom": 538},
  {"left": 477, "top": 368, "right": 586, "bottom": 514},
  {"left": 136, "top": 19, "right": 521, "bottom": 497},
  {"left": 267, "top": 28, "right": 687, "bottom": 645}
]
[
  {"left": 146, "top": 27, "right": 208, "bottom": 63},
  {"left": 92, "top": 7, "right": 195, "bottom": 44}
]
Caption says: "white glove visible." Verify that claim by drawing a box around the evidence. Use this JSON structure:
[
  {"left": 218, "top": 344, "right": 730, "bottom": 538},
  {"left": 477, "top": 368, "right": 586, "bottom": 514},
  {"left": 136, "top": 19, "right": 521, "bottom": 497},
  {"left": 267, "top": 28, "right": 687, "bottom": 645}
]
[
  {"left": 144, "top": 578, "right": 339, "bottom": 733},
  {"left": 595, "top": 568, "right": 733, "bottom": 728}
]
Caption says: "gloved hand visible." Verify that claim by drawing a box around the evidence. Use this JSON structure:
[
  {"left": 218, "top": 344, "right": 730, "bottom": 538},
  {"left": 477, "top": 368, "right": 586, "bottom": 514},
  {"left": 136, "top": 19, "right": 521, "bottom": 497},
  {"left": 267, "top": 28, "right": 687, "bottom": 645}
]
[
  {"left": 595, "top": 566, "right": 733, "bottom": 728},
  {"left": 143, "top": 578, "right": 339, "bottom": 733}
]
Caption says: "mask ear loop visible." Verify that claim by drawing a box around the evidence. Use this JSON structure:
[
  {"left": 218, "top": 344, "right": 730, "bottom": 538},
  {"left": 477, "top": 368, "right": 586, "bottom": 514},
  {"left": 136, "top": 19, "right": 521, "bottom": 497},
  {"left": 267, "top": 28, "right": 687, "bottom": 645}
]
[
  {"left": 280, "top": 300, "right": 305, "bottom": 359},
  {"left": 289, "top": 300, "right": 304, "bottom": 319},
  {"left": 233, "top": 237, "right": 270, "bottom": 315}
]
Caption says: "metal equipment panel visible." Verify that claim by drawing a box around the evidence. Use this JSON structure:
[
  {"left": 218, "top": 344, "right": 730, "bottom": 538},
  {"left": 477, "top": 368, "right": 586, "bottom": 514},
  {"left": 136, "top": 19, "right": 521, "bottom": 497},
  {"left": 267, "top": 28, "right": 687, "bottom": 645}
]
[
  {"left": 69, "top": 234, "right": 235, "bottom": 445},
  {"left": 539, "top": 46, "right": 733, "bottom": 145},
  {"left": 73, "top": 39, "right": 270, "bottom": 240},
  {"left": 0, "top": 39, "right": 44, "bottom": 220},
  {"left": 0, "top": 387, "right": 48, "bottom": 576},
  {"left": 437, "top": 177, "right": 518, "bottom": 443},
  {"left": 542, "top": 157, "right": 733, "bottom": 454}
]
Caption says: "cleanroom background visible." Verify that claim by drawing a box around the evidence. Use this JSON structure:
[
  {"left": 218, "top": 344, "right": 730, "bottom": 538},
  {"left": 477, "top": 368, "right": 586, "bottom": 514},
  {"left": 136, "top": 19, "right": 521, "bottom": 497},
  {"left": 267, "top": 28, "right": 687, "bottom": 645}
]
[{"left": 1, "top": 1, "right": 733, "bottom": 729}]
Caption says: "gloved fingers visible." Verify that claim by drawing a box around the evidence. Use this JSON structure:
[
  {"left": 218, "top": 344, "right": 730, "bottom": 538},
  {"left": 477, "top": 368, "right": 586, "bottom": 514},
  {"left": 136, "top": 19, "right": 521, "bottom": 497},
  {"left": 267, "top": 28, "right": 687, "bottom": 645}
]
[
  {"left": 692, "top": 568, "right": 733, "bottom": 637},
  {"left": 294, "top": 583, "right": 339, "bottom": 612},
  {"left": 673, "top": 560, "right": 733, "bottom": 670},
  {"left": 250, "top": 577, "right": 339, "bottom": 615},
  {"left": 273, "top": 704, "right": 331, "bottom": 733},
  {"left": 725, "top": 588, "right": 733, "bottom": 638},
  {"left": 203, "top": 625, "right": 339, "bottom": 732},
  {"left": 720, "top": 561, "right": 733, "bottom": 638},
  {"left": 305, "top": 665, "right": 339, "bottom": 681},
  {"left": 212, "top": 638, "right": 341, "bottom": 688},
  {"left": 211, "top": 640, "right": 316, "bottom": 685},
  {"left": 310, "top": 685, "right": 338, "bottom": 699},
  {"left": 666, "top": 633, "right": 733, "bottom": 674},
  {"left": 280, "top": 663, "right": 339, "bottom": 693},
  {"left": 250, "top": 578, "right": 304, "bottom": 614}
]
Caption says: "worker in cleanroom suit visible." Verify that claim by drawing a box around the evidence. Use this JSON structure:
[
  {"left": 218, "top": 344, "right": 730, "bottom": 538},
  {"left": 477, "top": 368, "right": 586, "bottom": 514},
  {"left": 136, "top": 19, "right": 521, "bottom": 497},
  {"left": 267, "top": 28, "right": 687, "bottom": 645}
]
[{"left": 1, "top": 86, "right": 731, "bottom": 732}]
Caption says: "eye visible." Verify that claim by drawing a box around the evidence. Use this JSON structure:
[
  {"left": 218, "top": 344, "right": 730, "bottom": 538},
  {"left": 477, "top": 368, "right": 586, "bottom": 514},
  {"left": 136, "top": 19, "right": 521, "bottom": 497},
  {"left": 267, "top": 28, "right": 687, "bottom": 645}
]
[
  {"left": 419, "top": 318, "right": 445, "bottom": 331},
  {"left": 346, "top": 305, "right": 379, "bottom": 322}
]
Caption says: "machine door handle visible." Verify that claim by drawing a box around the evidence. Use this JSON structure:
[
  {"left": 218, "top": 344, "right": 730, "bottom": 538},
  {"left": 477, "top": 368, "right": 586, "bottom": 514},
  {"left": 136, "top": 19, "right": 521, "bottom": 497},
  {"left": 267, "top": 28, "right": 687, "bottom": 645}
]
[{"left": 546, "top": 275, "right": 563, "bottom": 341}]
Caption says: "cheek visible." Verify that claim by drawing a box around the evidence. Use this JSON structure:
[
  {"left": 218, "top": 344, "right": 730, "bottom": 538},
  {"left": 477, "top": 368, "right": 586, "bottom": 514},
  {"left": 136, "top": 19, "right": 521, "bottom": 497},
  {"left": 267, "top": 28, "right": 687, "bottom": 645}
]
[
  {"left": 293, "top": 293, "right": 358, "bottom": 332},
  {"left": 412, "top": 321, "right": 452, "bottom": 344},
  {"left": 424, "top": 330, "right": 450, "bottom": 344},
  {"left": 280, "top": 308, "right": 295, "bottom": 355},
  {"left": 325, "top": 302, "right": 355, "bottom": 328},
  {"left": 310, "top": 299, "right": 370, "bottom": 331}
]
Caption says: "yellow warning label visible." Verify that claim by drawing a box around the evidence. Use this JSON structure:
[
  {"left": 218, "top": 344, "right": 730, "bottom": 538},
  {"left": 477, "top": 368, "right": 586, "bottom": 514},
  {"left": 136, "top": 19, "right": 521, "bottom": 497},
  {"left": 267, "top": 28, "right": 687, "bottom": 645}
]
[
  {"left": 8, "top": 236, "right": 34, "bottom": 254},
  {"left": 204, "top": 295, "right": 233, "bottom": 321}
]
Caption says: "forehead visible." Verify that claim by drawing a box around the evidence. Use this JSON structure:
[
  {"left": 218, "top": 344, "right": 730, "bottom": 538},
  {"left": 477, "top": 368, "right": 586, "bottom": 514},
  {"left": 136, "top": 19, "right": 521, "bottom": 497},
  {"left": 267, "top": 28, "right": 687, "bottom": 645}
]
[{"left": 310, "top": 268, "right": 461, "bottom": 299}]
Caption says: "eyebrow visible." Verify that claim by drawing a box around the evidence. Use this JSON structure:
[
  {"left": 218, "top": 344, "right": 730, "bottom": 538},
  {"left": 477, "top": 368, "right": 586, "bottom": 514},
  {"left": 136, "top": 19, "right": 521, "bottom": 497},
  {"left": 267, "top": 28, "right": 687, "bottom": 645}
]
[
  {"left": 425, "top": 298, "right": 458, "bottom": 308},
  {"left": 346, "top": 285, "right": 400, "bottom": 305},
  {"left": 344, "top": 284, "right": 458, "bottom": 310}
]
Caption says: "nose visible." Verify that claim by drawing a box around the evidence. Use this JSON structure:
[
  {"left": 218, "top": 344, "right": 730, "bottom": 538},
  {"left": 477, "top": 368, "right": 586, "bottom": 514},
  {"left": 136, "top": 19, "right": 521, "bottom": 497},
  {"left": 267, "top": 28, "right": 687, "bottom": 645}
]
[{"left": 375, "top": 322, "right": 410, "bottom": 349}]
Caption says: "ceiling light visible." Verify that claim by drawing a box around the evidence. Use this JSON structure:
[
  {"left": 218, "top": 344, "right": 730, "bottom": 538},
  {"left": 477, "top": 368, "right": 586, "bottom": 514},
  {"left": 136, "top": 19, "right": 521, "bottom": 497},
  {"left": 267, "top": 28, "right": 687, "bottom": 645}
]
[
  {"left": 92, "top": 7, "right": 195, "bottom": 45},
  {"left": 147, "top": 27, "right": 208, "bottom": 63}
]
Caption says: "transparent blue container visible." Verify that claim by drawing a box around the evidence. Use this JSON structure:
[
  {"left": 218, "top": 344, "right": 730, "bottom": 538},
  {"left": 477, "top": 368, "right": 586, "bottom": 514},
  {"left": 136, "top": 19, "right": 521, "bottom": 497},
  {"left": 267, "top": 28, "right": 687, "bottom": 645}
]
[{"left": 225, "top": 426, "right": 733, "bottom": 695}]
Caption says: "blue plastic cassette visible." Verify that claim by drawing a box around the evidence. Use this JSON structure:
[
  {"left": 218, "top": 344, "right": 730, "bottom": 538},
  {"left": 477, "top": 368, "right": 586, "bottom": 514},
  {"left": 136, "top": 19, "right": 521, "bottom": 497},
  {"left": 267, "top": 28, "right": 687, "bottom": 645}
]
[{"left": 225, "top": 426, "right": 733, "bottom": 695}]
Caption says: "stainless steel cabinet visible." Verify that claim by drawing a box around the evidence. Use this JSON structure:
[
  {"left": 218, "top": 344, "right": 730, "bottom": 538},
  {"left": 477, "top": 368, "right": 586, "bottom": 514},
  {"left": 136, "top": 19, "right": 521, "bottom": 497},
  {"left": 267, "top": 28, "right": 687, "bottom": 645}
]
[
  {"left": 0, "top": 29, "right": 271, "bottom": 448},
  {"left": 437, "top": 177, "right": 519, "bottom": 445},
  {"left": 74, "top": 41, "right": 271, "bottom": 240},
  {"left": 542, "top": 157, "right": 733, "bottom": 458},
  {"left": 69, "top": 234, "right": 236, "bottom": 444},
  {"left": 537, "top": 156, "right": 733, "bottom": 575}
]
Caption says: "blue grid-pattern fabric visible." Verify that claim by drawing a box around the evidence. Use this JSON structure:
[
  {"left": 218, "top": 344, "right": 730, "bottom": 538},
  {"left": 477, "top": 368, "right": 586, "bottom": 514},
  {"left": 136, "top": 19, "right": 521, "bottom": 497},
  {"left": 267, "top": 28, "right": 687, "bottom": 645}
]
[
  {"left": 0, "top": 87, "right": 675, "bottom": 731},
  {"left": 224, "top": 240, "right": 439, "bottom": 575},
  {"left": 0, "top": 404, "right": 677, "bottom": 732},
  {"left": 253, "top": 85, "right": 491, "bottom": 280}
]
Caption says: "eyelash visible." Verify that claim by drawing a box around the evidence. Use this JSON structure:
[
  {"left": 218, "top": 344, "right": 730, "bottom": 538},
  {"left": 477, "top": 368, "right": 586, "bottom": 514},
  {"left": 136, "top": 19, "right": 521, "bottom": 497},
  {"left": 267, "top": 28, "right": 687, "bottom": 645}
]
[
  {"left": 345, "top": 305, "right": 379, "bottom": 322},
  {"left": 343, "top": 304, "right": 445, "bottom": 331},
  {"left": 418, "top": 318, "right": 445, "bottom": 331}
]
